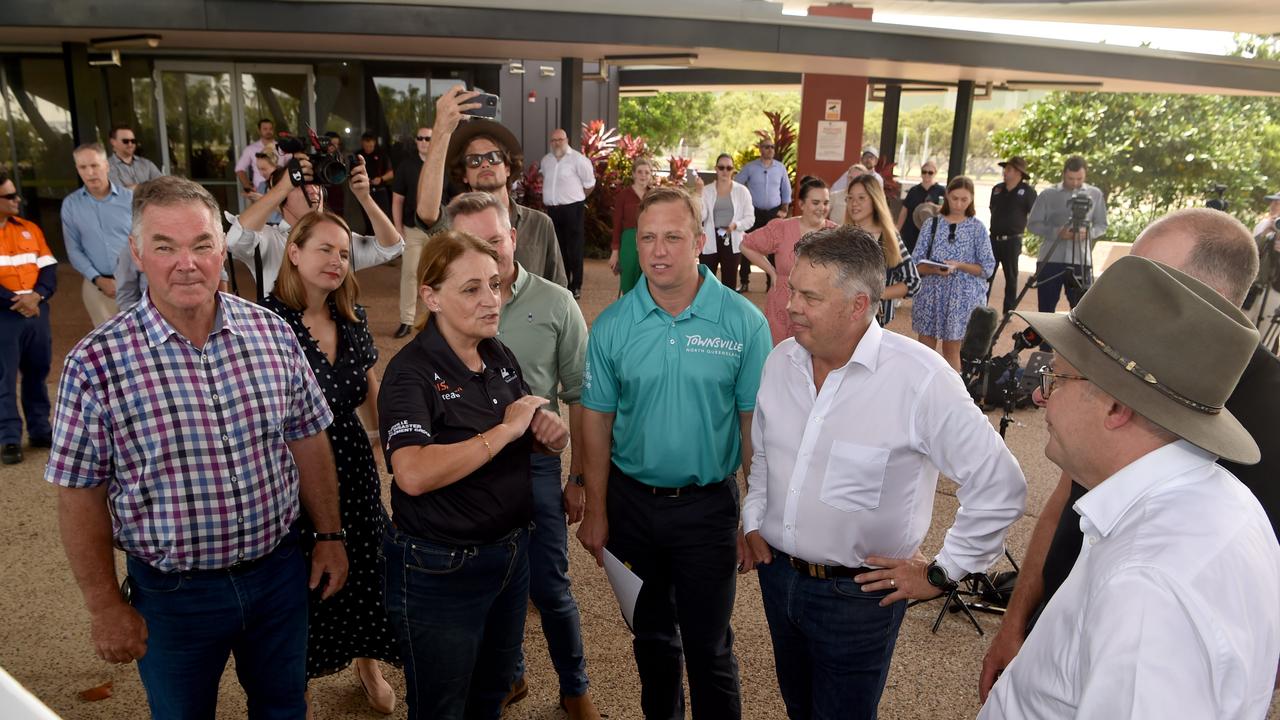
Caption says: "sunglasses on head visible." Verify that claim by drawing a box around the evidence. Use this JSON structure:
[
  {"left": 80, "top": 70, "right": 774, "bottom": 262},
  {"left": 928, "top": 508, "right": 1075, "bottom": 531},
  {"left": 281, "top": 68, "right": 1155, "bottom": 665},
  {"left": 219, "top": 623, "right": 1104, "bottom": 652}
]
[
  {"left": 463, "top": 151, "right": 506, "bottom": 169},
  {"left": 0, "top": 192, "right": 19, "bottom": 200},
  {"left": 416, "top": 135, "right": 432, "bottom": 142},
  {"left": 254, "top": 152, "right": 273, "bottom": 159}
]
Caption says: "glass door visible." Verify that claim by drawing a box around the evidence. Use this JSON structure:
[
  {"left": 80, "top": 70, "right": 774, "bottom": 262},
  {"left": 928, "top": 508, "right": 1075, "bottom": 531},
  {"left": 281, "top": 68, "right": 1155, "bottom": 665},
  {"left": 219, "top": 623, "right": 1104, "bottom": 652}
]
[{"left": 156, "top": 62, "right": 315, "bottom": 213}]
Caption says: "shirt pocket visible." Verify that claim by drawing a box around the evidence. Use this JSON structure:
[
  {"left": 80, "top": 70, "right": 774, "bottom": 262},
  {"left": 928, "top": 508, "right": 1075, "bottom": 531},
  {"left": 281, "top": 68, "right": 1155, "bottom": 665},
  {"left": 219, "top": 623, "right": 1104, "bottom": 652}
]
[{"left": 820, "top": 441, "right": 890, "bottom": 512}]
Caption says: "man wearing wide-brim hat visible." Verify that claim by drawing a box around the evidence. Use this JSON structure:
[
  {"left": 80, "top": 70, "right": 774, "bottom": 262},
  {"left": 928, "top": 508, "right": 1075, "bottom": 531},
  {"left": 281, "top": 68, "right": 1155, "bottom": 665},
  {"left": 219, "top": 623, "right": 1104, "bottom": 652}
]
[
  {"left": 413, "top": 86, "right": 566, "bottom": 289},
  {"left": 988, "top": 156, "right": 1037, "bottom": 314},
  {"left": 979, "top": 255, "right": 1280, "bottom": 719}
]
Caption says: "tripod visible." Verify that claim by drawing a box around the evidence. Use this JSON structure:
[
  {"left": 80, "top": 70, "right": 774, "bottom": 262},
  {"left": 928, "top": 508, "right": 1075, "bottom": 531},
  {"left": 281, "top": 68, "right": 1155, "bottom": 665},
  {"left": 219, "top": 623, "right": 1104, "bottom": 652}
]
[
  {"left": 987, "top": 227, "right": 1089, "bottom": 353},
  {"left": 907, "top": 550, "right": 1022, "bottom": 636}
]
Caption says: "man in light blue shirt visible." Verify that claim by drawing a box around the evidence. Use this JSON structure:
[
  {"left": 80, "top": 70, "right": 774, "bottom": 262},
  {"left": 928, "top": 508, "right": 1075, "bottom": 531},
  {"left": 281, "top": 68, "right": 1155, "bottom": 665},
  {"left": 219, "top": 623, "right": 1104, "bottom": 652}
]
[
  {"left": 60, "top": 143, "right": 133, "bottom": 326},
  {"left": 735, "top": 138, "right": 792, "bottom": 292},
  {"left": 578, "top": 187, "right": 770, "bottom": 719}
]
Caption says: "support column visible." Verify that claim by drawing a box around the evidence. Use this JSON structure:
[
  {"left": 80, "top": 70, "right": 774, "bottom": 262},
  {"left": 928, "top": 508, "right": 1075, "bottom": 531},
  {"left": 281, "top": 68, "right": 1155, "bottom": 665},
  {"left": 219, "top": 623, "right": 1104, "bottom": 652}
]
[
  {"left": 947, "top": 80, "right": 975, "bottom": 180},
  {"left": 560, "top": 57, "right": 583, "bottom": 139},
  {"left": 62, "top": 42, "right": 100, "bottom": 146},
  {"left": 797, "top": 4, "right": 874, "bottom": 187},
  {"left": 879, "top": 83, "right": 902, "bottom": 170}
]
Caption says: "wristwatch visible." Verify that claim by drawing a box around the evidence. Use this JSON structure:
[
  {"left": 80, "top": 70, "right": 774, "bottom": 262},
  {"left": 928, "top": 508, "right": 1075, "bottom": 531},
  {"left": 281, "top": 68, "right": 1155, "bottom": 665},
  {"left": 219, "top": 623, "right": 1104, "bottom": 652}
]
[
  {"left": 569, "top": 473, "right": 585, "bottom": 487},
  {"left": 926, "top": 560, "right": 958, "bottom": 592},
  {"left": 313, "top": 529, "right": 347, "bottom": 543}
]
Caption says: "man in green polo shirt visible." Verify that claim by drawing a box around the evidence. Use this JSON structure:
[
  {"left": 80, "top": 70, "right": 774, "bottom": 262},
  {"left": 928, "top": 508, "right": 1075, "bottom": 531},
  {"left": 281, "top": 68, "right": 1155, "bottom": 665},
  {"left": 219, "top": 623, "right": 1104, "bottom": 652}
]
[
  {"left": 578, "top": 186, "right": 770, "bottom": 719},
  {"left": 446, "top": 192, "right": 599, "bottom": 720}
]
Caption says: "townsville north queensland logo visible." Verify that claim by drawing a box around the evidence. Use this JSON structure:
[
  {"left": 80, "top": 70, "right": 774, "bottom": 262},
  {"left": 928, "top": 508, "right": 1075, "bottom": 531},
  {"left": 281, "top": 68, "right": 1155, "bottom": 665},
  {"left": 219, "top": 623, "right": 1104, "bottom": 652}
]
[{"left": 684, "top": 334, "right": 744, "bottom": 357}]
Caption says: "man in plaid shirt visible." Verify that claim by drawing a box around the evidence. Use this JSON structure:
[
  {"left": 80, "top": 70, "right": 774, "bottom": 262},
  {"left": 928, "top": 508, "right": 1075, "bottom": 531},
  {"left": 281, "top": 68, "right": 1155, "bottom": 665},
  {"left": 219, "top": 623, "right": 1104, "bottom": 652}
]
[{"left": 46, "top": 176, "right": 347, "bottom": 718}]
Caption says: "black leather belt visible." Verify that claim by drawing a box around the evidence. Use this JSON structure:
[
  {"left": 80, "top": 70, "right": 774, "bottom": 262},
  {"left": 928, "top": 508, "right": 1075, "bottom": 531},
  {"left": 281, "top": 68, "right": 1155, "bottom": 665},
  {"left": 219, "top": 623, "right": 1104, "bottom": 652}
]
[
  {"left": 775, "top": 549, "right": 872, "bottom": 580},
  {"left": 611, "top": 464, "right": 727, "bottom": 498}
]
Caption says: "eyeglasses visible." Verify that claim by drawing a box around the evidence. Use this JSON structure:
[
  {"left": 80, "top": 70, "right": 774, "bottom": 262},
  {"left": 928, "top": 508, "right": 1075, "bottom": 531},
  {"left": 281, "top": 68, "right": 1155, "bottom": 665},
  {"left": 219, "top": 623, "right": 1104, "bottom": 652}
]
[
  {"left": 119, "top": 138, "right": 138, "bottom": 145},
  {"left": 254, "top": 152, "right": 273, "bottom": 159},
  {"left": 716, "top": 165, "right": 734, "bottom": 171},
  {"left": 0, "top": 192, "right": 19, "bottom": 200},
  {"left": 463, "top": 151, "right": 506, "bottom": 169},
  {"left": 921, "top": 170, "right": 935, "bottom": 175},
  {"left": 416, "top": 135, "right": 432, "bottom": 142},
  {"left": 1038, "top": 369, "right": 1088, "bottom": 399}
]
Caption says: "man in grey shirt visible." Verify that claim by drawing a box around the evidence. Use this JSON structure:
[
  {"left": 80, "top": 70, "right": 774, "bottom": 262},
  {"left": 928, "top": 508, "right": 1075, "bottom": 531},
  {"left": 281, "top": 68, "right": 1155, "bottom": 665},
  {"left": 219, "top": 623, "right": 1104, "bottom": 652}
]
[
  {"left": 106, "top": 126, "right": 163, "bottom": 190},
  {"left": 1027, "top": 155, "right": 1108, "bottom": 312}
]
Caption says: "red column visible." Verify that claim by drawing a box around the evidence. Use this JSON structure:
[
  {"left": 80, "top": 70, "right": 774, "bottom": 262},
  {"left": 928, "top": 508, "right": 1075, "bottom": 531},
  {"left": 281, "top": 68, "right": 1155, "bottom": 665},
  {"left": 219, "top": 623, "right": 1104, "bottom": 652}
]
[{"left": 796, "top": 5, "right": 873, "bottom": 186}]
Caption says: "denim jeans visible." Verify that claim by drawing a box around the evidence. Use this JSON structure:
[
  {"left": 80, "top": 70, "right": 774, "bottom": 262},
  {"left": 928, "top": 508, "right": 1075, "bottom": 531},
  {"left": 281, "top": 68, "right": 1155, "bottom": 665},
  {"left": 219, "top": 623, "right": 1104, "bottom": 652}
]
[
  {"left": 607, "top": 467, "right": 742, "bottom": 720},
  {"left": 520, "top": 453, "right": 589, "bottom": 696},
  {"left": 383, "top": 525, "right": 530, "bottom": 720},
  {"left": 1035, "top": 261, "right": 1092, "bottom": 313},
  {"left": 128, "top": 529, "right": 308, "bottom": 720},
  {"left": 757, "top": 554, "right": 907, "bottom": 720}
]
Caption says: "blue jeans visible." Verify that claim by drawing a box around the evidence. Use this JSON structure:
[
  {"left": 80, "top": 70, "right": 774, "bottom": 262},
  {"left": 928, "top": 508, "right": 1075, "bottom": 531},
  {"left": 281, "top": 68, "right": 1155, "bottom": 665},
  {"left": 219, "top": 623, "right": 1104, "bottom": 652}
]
[
  {"left": 757, "top": 553, "right": 907, "bottom": 720},
  {"left": 127, "top": 529, "right": 309, "bottom": 720},
  {"left": 520, "top": 453, "right": 589, "bottom": 696},
  {"left": 1035, "top": 261, "right": 1092, "bottom": 313},
  {"left": 383, "top": 525, "right": 530, "bottom": 720}
]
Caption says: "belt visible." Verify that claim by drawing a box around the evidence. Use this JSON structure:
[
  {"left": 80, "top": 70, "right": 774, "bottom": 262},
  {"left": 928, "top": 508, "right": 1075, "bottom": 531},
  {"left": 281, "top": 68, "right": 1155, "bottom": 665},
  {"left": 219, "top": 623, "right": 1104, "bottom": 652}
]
[
  {"left": 992, "top": 234, "right": 1022, "bottom": 241},
  {"left": 611, "top": 464, "right": 727, "bottom": 498},
  {"left": 777, "top": 550, "right": 872, "bottom": 580}
]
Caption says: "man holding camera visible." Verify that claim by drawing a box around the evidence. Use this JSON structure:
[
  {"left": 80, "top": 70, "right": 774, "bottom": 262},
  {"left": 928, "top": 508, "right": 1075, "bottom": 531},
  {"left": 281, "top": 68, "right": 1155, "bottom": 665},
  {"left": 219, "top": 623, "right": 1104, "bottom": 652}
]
[
  {"left": 1027, "top": 155, "right": 1107, "bottom": 313},
  {"left": 1248, "top": 190, "right": 1280, "bottom": 327},
  {"left": 227, "top": 152, "right": 403, "bottom": 298},
  {"left": 415, "top": 86, "right": 566, "bottom": 288},
  {"left": 235, "top": 119, "right": 285, "bottom": 200}
]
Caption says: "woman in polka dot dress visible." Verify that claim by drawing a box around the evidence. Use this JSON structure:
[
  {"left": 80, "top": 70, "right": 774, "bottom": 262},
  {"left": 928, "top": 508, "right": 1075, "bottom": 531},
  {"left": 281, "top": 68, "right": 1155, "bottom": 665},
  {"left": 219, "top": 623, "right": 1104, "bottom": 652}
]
[{"left": 263, "top": 209, "right": 401, "bottom": 715}]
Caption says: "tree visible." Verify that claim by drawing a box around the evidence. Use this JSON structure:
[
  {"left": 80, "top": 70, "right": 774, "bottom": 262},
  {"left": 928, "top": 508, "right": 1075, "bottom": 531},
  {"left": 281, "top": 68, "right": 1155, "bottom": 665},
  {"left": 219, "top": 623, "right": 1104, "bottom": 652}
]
[
  {"left": 618, "top": 92, "right": 715, "bottom": 156},
  {"left": 704, "top": 90, "right": 802, "bottom": 159},
  {"left": 994, "top": 91, "right": 1273, "bottom": 242}
]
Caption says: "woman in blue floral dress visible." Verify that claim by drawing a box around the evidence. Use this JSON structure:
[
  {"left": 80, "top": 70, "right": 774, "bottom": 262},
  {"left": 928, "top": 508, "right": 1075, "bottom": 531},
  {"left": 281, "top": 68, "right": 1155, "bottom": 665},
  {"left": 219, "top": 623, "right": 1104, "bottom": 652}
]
[{"left": 911, "top": 175, "right": 996, "bottom": 371}]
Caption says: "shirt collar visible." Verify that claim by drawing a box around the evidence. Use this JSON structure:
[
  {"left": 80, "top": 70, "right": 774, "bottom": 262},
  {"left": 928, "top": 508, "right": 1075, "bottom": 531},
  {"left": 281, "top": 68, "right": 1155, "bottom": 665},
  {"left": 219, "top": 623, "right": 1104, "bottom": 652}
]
[
  {"left": 786, "top": 319, "right": 883, "bottom": 374},
  {"left": 632, "top": 264, "right": 724, "bottom": 324},
  {"left": 507, "top": 262, "right": 531, "bottom": 302},
  {"left": 137, "top": 291, "right": 239, "bottom": 347},
  {"left": 414, "top": 314, "right": 506, "bottom": 379},
  {"left": 1073, "top": 440, "right": 1217, "bottom": 539}
]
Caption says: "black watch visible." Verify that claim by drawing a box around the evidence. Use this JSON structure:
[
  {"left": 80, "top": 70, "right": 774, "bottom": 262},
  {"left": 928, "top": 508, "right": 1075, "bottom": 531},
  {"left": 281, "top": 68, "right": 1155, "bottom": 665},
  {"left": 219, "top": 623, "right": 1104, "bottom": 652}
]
[
  {"left": 313, "top": 529, "right": 347, "bottom": 543},
  {"left": 569, "top": 473, "right": 585, "bottom": 487},
  {"left": 926, "top": 560, "right": 957, "bottom": 591}
]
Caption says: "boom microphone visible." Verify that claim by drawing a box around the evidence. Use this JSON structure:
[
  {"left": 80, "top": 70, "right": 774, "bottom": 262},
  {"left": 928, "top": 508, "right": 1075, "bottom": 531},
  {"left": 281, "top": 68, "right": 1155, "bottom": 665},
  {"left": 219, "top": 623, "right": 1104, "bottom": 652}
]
[{"left": 960, "top": 306, "right": 999, "bottom": 362}]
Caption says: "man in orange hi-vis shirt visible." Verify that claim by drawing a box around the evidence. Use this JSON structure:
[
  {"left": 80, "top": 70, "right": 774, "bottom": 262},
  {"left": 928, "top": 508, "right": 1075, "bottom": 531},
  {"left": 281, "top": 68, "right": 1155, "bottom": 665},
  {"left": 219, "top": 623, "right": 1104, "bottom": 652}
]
[{"left": 0, "top": 170, "right": 57, "bottom": 465}]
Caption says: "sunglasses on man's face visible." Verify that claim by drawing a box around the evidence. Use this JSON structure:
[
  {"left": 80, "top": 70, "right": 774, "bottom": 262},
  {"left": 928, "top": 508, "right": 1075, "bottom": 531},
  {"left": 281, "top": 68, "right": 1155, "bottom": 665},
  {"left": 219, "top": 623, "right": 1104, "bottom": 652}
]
[
  {"left": 416, "top": 136, "right": 432, "bottom": 142},
  {"left": 119, "top": 138, "right": 138, "bottom": 145},
  {"left": 463, "top": 151, "right": 506, "bottom": 169},
  {"left": 921, "top": 170, "right": 935, "bottom": 175},
  {"left": 0, "top": 192, "right": 19, "bottom": 200}
]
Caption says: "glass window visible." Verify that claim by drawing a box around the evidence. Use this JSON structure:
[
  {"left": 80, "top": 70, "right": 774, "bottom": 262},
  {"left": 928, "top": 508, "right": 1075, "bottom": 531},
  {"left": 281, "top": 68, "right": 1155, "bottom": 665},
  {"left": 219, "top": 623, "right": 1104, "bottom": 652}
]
[
  {"left": 103, "top": 58, "right": 159, "bottom": 165},
  {"left": 0, "top": 56, "right": 77, "bottom": 249},
  {"left": 159, "top": 68, "right": 237, "bottom": 213}
]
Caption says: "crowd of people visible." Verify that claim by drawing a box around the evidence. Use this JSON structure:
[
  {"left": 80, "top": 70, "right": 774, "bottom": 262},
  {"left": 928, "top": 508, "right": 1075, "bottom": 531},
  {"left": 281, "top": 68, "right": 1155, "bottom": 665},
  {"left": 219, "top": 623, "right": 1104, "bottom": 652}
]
[{"left": 1, "top": 84, "right": 1279, "bottom": 720}]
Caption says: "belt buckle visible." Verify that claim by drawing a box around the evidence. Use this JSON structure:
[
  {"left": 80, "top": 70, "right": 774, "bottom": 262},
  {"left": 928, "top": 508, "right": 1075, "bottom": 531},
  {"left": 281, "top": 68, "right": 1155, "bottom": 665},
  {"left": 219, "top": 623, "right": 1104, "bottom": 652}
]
[{"left": 806, "top": 561, "right": 828, "bottom": 580}]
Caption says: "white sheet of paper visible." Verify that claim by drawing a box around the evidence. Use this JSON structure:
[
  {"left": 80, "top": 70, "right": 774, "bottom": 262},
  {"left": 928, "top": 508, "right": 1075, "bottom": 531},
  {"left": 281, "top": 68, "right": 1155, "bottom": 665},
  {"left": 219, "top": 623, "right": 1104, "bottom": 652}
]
[{"left": 602, "top": 549, "right": 643, "bottom": 631}]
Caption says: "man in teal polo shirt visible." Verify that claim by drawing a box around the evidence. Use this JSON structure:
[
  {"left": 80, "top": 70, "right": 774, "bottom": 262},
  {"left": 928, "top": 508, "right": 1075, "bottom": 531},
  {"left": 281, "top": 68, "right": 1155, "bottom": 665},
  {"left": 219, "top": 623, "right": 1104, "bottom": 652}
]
[
  {"left": 578, "top": 186, "right": 770, "bottom": 719},
  {"left": 446, "top": 192, "right": 600, "bottom": 720}
]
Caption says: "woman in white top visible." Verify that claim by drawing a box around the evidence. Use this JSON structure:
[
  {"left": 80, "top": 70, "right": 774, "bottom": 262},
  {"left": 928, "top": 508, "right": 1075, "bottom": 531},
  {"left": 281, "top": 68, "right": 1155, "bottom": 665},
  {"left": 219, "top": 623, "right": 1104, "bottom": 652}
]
[
  {"left": 227, "top": 155, "right": 404, "bottom": 301},
  {"left": 700, "top": 153, "right": 756, "bottom": 289}
]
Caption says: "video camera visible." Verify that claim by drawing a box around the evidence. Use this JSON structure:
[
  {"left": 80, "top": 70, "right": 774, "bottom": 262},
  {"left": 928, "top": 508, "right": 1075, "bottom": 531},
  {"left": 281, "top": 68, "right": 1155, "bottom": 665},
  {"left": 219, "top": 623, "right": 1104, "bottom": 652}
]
[
  {"left": 1068, "top": 190, "right": 1093, "bottom": 228},
  {"left": 278, "top": 126, "right": 349, "bottom": 186},
  {"left": 1206, "top": 184, "right": 1229, "bottom": 212}
]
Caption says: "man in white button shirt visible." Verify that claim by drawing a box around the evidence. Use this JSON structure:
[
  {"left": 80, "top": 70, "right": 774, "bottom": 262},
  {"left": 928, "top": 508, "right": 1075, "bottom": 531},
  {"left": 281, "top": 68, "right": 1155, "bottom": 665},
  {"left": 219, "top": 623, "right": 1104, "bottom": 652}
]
[
  {"left": 740, "top": 226, "right": 1026, "bottom": 719},
  {"left": 539, "top": 129, "right": 596, "bottom": 299},
  {"left": 979, "top": 255, "right": 1280, "bottom": 720}
]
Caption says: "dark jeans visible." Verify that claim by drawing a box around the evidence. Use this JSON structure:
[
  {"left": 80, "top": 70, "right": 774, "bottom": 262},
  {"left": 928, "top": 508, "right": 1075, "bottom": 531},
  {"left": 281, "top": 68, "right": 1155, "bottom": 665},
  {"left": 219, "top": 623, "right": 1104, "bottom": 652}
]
[
  {"left": 383, "top": 525, "right": 529, "bottom": 720},
  {"left": 758, "top": 554, "right": 906, "bottom": 720},
  {"left": 547, "top": 201, "right": 587, "bottom": 293},
  {"left": 128, "top": 529, "right": 308, "bottom": 720},
  {"left": 701, "top": 230, "right": 740, "bottom": 290},
  {"left": 0, "top": 306, "right": 52, "bottom": 444},
  {"left": 607, "top": 467, "right": 741, "bottom": 720},
  {"left": 742, "top": 206, "right": 782, "bottom": 289},
  {"left": 986, "top": 235, "right": 1023, "bottom": 314},
  {"left": 1035, "top": 261, "right": 1092, "bottom": 313},
  {"left": 520, "top": 454, "right": 589, "bottom": 696}
]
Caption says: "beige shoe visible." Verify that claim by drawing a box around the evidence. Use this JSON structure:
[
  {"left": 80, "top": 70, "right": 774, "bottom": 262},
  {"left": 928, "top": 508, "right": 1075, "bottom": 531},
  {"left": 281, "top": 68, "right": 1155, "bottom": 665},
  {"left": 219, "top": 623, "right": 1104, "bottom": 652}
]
[
  {"left": 560, "top": 691, "right": 602, "bottom": 720},
  {"left": 355, "top": 660, "right": 396, "bottom": 715}
]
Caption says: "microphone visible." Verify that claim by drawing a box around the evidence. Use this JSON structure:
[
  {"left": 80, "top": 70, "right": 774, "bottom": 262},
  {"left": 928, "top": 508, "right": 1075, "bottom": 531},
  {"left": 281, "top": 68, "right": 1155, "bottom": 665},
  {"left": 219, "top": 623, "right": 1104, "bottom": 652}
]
[{"left": 960, "top": 306, "right": 999, "bottom": 362}]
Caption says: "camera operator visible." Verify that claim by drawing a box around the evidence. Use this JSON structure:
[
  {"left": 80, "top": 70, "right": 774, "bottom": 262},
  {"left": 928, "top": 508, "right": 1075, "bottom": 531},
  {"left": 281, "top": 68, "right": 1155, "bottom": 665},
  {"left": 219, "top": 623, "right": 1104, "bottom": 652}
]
[
  {"left": 1027, "top": 155, "right": 1108, "bottom": 313},
  {"left": 227, "top": 153, "right": 404, "bottom": 297},
  {"left": 1249, "top": 191, "right": 1280, "bottom": 324}
]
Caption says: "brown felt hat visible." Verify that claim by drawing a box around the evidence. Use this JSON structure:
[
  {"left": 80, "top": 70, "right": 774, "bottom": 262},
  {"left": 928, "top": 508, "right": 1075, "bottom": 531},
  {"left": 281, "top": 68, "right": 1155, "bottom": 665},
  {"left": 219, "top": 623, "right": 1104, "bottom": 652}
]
[
  {"left": 998, "top": 156, "right": 1029, "bottom": 179},
  {"left": 1013, "top": 256, "right": 1260, "bottom": 464},
  {"left": 445, "top": 118, "right": 522, "bottom": 173}
]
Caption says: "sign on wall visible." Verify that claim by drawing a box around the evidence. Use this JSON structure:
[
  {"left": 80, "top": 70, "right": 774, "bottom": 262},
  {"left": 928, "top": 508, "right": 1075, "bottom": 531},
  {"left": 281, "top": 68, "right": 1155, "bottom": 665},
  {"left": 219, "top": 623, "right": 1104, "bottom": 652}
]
[
  {"left": 824, "top": 99, "right": 841, "bottom": 121},
  {"left": 815, "top": 121, "right": 847, "bottom": 161}
]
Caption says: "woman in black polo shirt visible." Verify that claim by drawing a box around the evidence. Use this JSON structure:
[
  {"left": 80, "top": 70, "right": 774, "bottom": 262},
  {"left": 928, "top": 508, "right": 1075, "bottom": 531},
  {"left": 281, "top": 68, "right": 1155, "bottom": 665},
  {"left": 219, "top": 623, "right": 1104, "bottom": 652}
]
[{"left": 379, "top": 230, "right": 569, "bottom": 719}]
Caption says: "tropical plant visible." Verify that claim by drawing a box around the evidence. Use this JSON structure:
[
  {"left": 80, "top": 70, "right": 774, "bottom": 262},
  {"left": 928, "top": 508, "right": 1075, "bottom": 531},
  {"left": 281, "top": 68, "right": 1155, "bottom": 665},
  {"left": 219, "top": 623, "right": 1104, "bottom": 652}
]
[{"left": 754, "top": 110, "right": 798, "bottom": 183}]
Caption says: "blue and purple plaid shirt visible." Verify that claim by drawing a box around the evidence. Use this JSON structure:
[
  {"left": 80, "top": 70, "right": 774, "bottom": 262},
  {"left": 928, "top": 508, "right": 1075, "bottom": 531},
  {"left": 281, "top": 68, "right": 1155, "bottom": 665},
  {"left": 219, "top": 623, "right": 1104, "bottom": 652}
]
[{"left": 45, "top": 292, "right": 333, "bottom": 572}]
